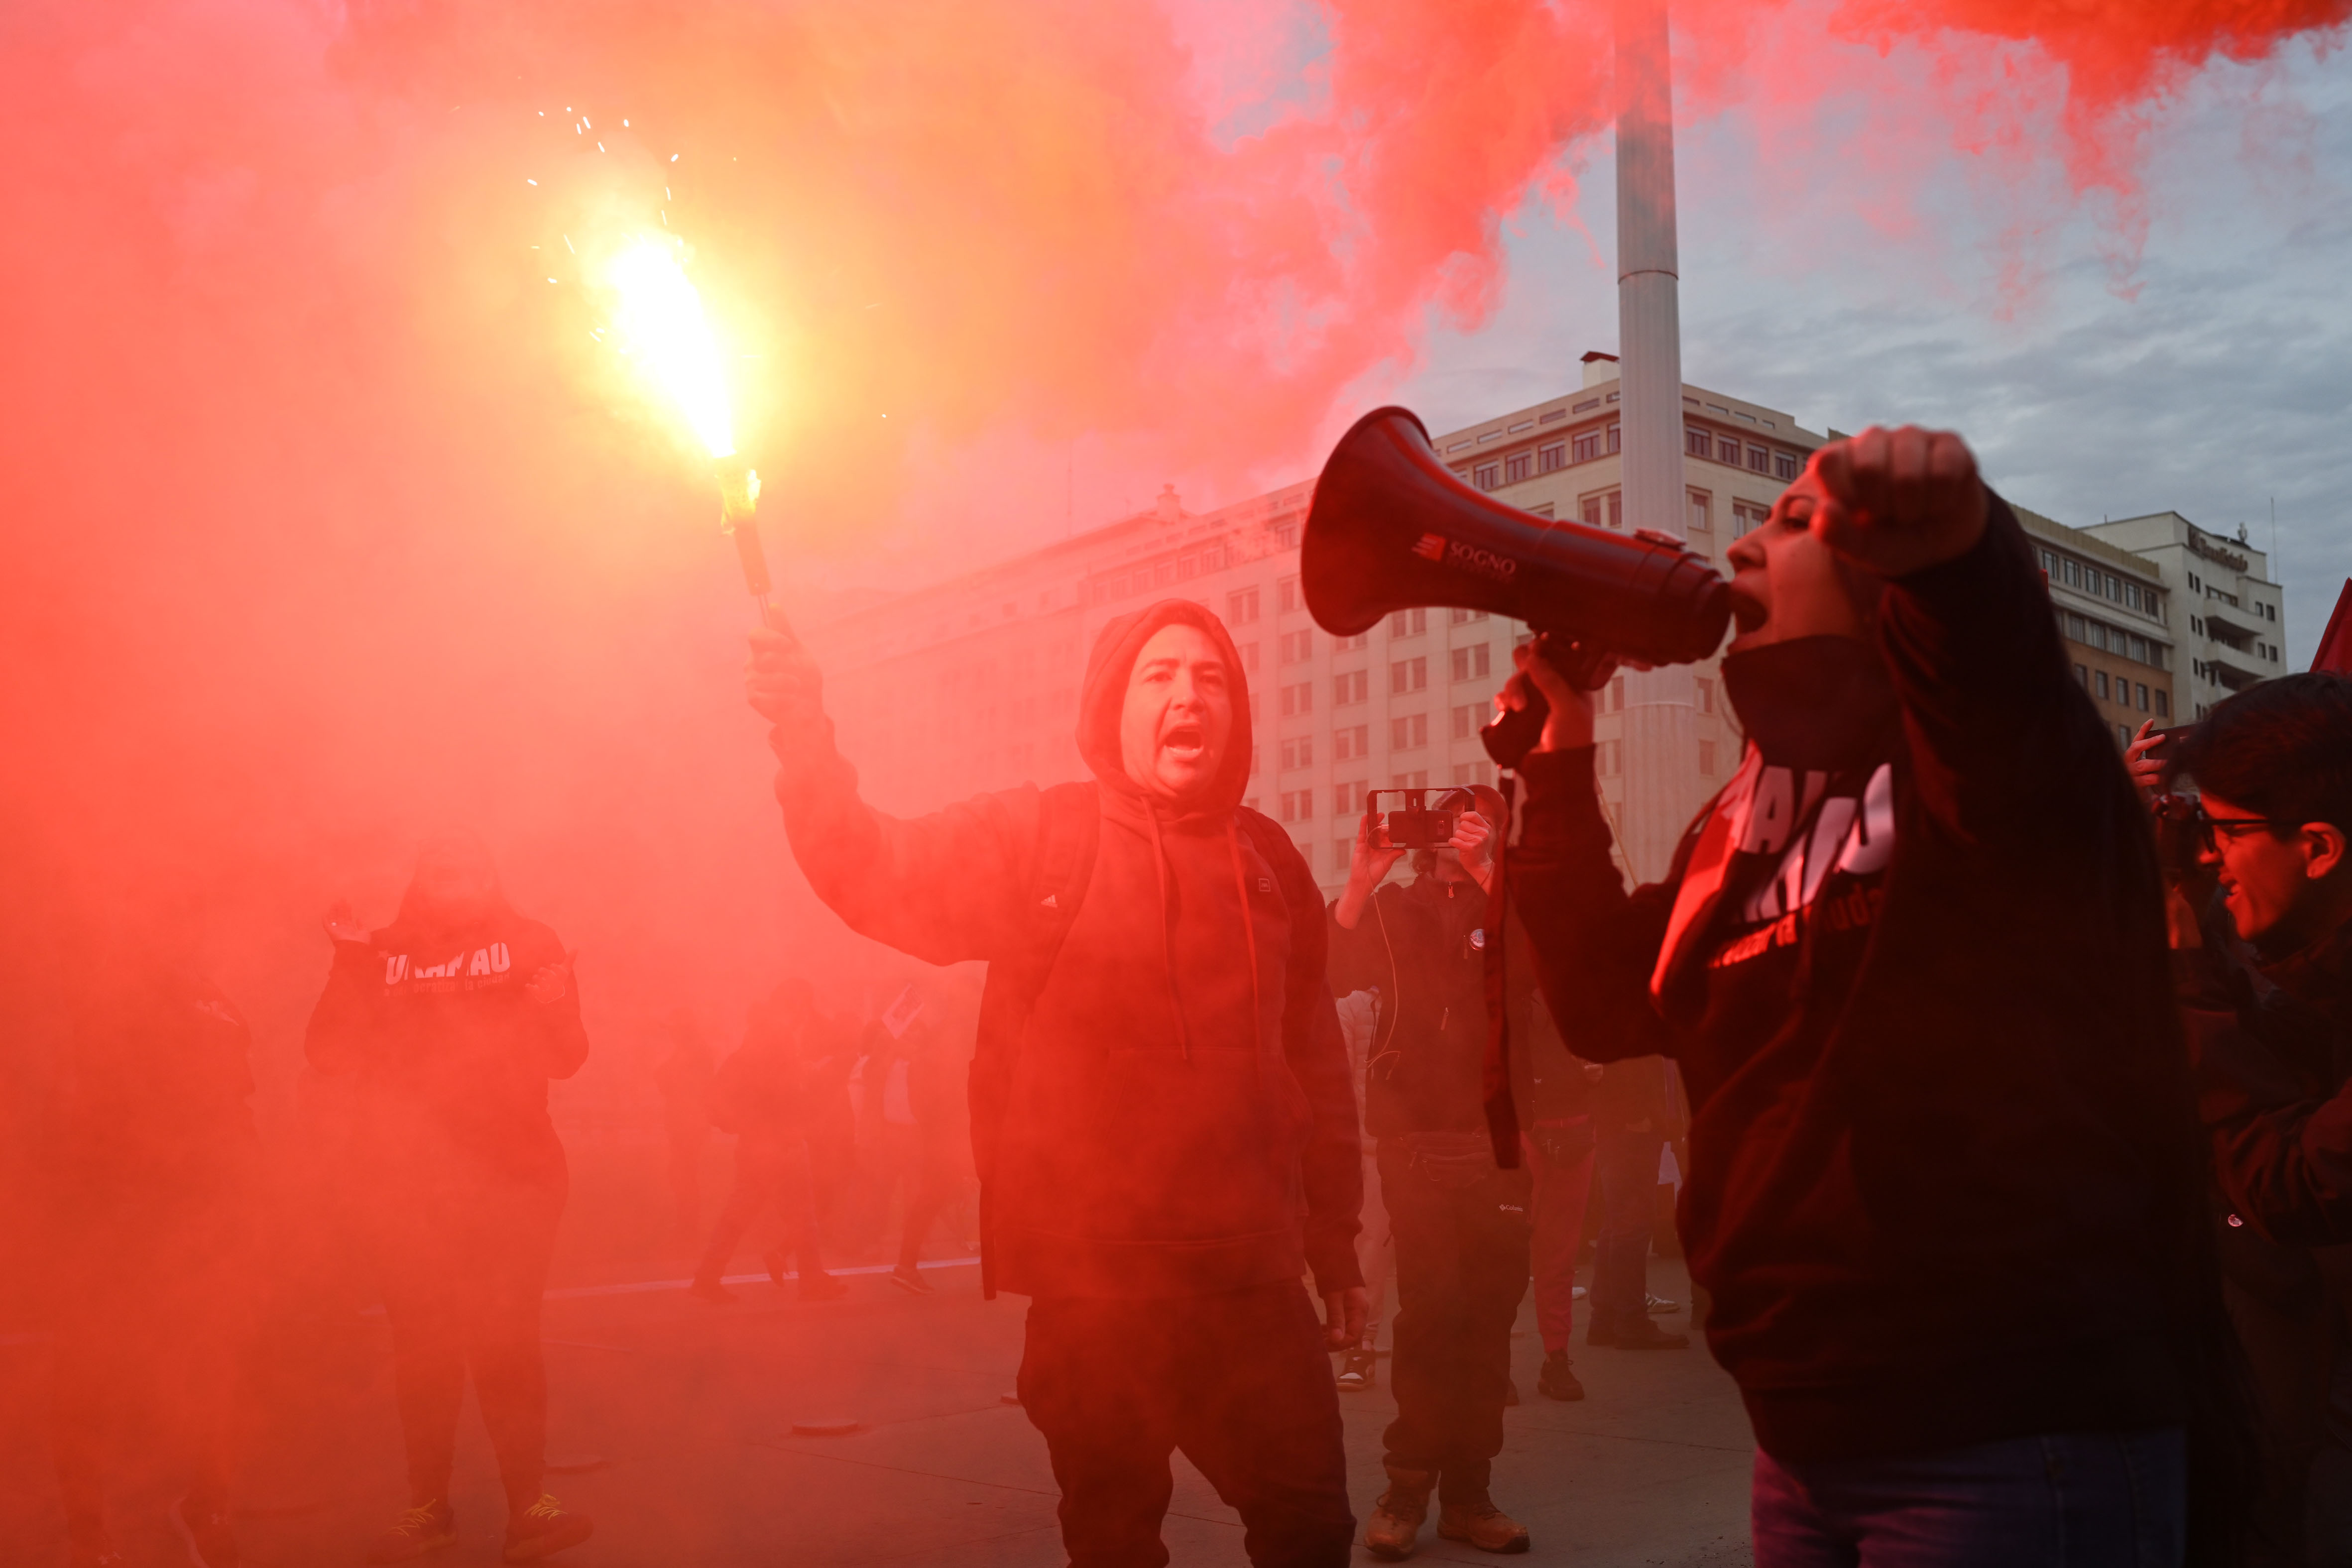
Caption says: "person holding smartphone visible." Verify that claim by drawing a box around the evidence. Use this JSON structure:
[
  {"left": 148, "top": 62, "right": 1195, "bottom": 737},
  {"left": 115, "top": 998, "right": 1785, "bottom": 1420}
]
[{"left": 1327, "top": 786, "right": 1535, "bottom": 1559}]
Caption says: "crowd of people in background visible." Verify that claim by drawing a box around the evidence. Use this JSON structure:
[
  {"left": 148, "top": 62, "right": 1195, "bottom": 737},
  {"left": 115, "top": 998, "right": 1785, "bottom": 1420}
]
[{"left": 27, "top": 422, "right": 2352, "bottom": 1568}]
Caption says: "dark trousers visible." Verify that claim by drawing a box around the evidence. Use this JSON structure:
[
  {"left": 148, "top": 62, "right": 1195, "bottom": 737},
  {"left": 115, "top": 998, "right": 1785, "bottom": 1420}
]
[
  {"left": 1752, "top": 1428, "right": 2185, "bottom": 1568},
  {"left": 1018, "top": 1281, "right": 1354, "bottom": 1568},
  {"left": 1590, "top": 1124, "right": 1663, "bottom": 1338},
  {"left": 373, "top": 1172, "right": 565, "bottom": 1511},
  {"left": 49, "top": 1203, "right": 249, "bottom": 1545},
  {"left": 1377, "top": 1138, "right": 1532, "bottom": 1498},
  {"left": 696, "top": 1135, "right": 823, "bottom": 1281},
  {"left": 2225, "top": 1270, "right": 2352, "bottom": 1567}
]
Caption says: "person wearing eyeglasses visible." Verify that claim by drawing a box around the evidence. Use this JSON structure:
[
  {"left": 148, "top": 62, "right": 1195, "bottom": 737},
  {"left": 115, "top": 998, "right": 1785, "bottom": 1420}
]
[{"left": 2143, "top": 673, "right": 2352, "bottom": 1568}]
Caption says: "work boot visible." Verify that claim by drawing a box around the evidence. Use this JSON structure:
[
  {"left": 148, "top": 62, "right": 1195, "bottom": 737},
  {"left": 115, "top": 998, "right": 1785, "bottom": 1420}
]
[
  {"left": 501, "top": 1495, "right": 592, "bottom": 1562},
  {"left": 1364, "top": 1464, "right": 1434, "bottom": 1560},
  {"left": 365, "top": 1499, "right": 457, "bottom": 1563},
  {"left": 1536, "top": 1349, "right": 1585, "bottom": 1401},
  {"left": 1438, "top": 1491, "right": 1531, "bottom": 1554}
]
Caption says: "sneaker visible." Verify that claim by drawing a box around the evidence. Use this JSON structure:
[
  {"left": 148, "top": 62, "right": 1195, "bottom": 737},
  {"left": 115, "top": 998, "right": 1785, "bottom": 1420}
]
[
  {"left": 1535, "top": 1349, "right": 1585, "bottom": 1402},
  {"left": 502, "top": 1495, "right": 592, "bottom": 1562},
  {"left": 763, "top": 1247, "right": 790, "bottom": 1287},
  {"left": 1437, "top": 1492, "right": 1530, "bottom": 1554},
  {"left": 1336, "top": 1348, "right": 1377, "bottom": 1392},
  {"left": 888, "top": 1264, "right": 935, "bottom": 1296},
  {"left": 688, "top": 1276, "right": 737, "bottom": 1305},
  {"left": 365, "top": 1499, "right": 457, "bottom": 1564},
  {"left": 797, "top": 1270, "right": 849, "bottom": 1302},
  {"left": 173, "top": 1494, "right": 239, "bottom": 1567},
  {"left": 1646, "top": 1292, "right": 1680, "bottom": 1315}
]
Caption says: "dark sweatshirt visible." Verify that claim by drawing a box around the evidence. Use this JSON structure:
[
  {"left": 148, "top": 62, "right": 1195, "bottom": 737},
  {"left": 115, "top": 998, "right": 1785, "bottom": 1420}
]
[
  {"left": 305, "top": 899, "right": 588, "bottom": 1186},
  {"left": 2181, "top": 920, "right": 2352, "bottom": 1244},
  {"left": 1326, "top": 873, "right": 1560, "bottom": 1137},
  {"left": 773, "top": 599, "right": 1361, "bottom": 1300},
  {"left": 1511, "top": 499, "right": 2204, "bottom": 1461}
]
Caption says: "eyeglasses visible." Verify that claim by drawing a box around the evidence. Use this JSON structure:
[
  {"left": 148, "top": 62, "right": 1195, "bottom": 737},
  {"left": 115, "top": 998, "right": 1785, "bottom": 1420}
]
[{"left": 2194, "top": 810, "right": 2296, "bottom": 854}]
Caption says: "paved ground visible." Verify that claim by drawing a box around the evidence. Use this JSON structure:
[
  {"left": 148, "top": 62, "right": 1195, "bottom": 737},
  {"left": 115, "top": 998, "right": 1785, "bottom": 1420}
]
[{"left": 2, "top": 1248, "right": 1755, "bottom": 1568}]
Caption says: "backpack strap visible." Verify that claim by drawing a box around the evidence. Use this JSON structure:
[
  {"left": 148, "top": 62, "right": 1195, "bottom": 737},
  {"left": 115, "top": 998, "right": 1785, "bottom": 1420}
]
[{"left": 969, "top": 780, "right": 1100, "bottom": 1298}]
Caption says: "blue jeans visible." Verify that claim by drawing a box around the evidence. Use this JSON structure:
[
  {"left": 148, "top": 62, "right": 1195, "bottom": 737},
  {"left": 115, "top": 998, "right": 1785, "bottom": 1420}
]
[{"left": 1752, "top": 1429, "right": 2185, "bottom": 1568}]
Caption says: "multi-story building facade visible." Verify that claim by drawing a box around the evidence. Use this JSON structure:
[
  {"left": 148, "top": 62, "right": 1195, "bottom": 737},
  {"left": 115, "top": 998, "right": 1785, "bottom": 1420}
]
[
  {"left": 2016, "top": 509, "right": 2177, "bottom": 742},
  {"left": 807, "top": 362, "right": 2197, "bottom": 892},
  {"left": 810, "top": 358, "right": 1825, "bottom": 891},
  {"left": 2084, "top": 513, "right": 2287, "bottom": 719}
]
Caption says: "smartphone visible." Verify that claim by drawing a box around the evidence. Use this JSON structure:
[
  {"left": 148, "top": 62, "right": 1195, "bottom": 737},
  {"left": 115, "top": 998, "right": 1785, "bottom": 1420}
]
[{"left": 1370, "top": 788, "right": 1472, "bottom": 850}]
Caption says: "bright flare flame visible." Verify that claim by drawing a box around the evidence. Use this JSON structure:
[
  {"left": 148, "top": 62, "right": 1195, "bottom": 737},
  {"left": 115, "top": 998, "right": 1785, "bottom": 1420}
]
[{"left": 604, "top": 238, "right": 734, "bottom": 459}]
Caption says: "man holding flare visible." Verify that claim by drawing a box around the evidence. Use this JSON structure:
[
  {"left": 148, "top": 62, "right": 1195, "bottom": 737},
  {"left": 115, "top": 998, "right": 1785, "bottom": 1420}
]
[{"left": 1501, "top": 426, "right": 2232, "bottom": 1565}]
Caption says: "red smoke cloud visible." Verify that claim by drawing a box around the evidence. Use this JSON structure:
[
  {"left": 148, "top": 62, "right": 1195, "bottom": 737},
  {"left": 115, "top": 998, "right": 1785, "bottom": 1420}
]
[{"left": 0, "top": 0, "right": 2340, "bottom": 1069}]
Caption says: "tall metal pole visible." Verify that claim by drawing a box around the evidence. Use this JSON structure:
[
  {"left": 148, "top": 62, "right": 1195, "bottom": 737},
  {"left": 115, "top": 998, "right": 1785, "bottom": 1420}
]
[{"left": 1613, "top": 0, "right": 1700, "bottom": 882}]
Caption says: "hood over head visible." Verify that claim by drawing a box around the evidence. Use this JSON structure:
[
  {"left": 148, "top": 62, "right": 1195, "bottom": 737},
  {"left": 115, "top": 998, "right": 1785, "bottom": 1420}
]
[{"left": 1077, "top": 599, "right": 1255, "bottom": 816}]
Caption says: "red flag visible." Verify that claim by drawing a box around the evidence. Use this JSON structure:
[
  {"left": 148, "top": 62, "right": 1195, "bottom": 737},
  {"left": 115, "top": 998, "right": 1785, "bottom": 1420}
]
[{"left": 2315, "top": 579, "right": 2352, "bottom": 674}]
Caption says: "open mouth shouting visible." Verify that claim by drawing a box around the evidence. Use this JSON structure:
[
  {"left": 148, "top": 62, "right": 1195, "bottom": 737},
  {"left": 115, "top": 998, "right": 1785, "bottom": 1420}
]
[{"left": 1161, "top": 718, "right": 1207, "bottom": 767}]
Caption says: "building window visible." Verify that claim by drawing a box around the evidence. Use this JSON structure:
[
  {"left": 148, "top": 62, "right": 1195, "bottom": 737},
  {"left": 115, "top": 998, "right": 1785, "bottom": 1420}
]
[
  {"left": 1730, "top": 501, "right": 1766, "bottom": 539},
  {"left": 1393, "top": 770, "right": 1429, "bottom": 788},
  {"left": 1598, "top": 740, "right": 1624, "bottom": 776},
  {"left": 1539, "top": 443, "right": 1566, "bottom": 473},
  {"left": 2096, "top": 670, "right": 2110, "bottom": 699},
  {"left": 1698, "top": 739, "right": 1717, "bottom": 775},
  {"left": 1280, "top": 736, "right": 1313, "bottom": 770},
  {"left": 1449, "top": 607, "right": 1489, "bottom": 626},
  {"left": 1451, "top": 702, "right": 1485, "bottom": 740},
  {"left": 1228, "top": 587, "right": 1260, "bottom": 625},
  {"left": 1237, "top": 641, "right": 1259, "bottom": 673},
  {"left": 1688, "top": 491, "right": 1711, "bottom": 533},
  {"left": 1448, "top": 644, "right": 1492, "bottom": 682},
  {"left": 1391, "top": 657, "right": 1428, "bottom": 694},
  {"left": 1335, "top": 779, "right": 1367, "bottom": 815},
  {"left": 1390, "top": 713, "right": 1429, "bottom": 750},
  {"left": 1335, "top": 632, "right": 1368, "bottom": 652},
  {"left": 1474, "top": 464, "right": 1501, "bottom": 490},
  {"left": 1717, "top": 434, "right": 1741, "bottom": 464},
  {"left": 1574, "top": 431, "right": 1602, "bottom": 464},
  {"left": 2155, "top": 691, "right": 2169, "bottom": 717},
  {"left": 1390, "top": 607, "right": 1426, "bottom": 637},
  {"left": 1281, "top": 789, "right": 1313, "bottom": 823},
  {"left": 1335, "top": 724, "right": 1370, "bottom": 760},
  {"left": 1452, "top": 761, "right": 1495, "bottom": 787},
  {"left": 1580, "top": 491, "right": 1624, "bottom": 530},
  {"left": 1608, "top": 424, "right": 1621, "bottom": 454},
  {"left": 1695, "top": 676, "right": 1715, "bottom": 715},
  {"left": 1280, "top": 681, "right": 1313, "bottom": 717},
  {"left": 1773, "top": 451, "right": 1800, "bottom": 481},
  {"left": 1278, "top": 576, "right": 1300, "bottom": 613},
  {"left": 1334, "top": 670, "right": 1369, "bottom": 706},
  {"left": 1280, "top": 629, "right": 1313, "bottom": 664},
  {"left": 1686, "top": 427, "right": 1711, "bottom": 457},
  {"left": 2136, "top": 682, "right": 2149, "bottom": 711},
  {"left": 1747, "top": 445, "right": 1770, "bottom": 474},
  {"left": 1504, "top": 451, "right": 1531, "bottom": 484}
]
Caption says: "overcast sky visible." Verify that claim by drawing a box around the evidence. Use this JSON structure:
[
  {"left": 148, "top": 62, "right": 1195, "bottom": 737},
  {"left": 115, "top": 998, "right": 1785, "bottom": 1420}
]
[{"left": 1391, "top": 35, "right": 2352, "bottom": 667}]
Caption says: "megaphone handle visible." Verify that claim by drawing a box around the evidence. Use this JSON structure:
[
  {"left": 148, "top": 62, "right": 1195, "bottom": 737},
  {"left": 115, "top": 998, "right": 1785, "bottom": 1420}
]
[{"left": 1481, "top": 681, "right": 1549, "bottom": 770}]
